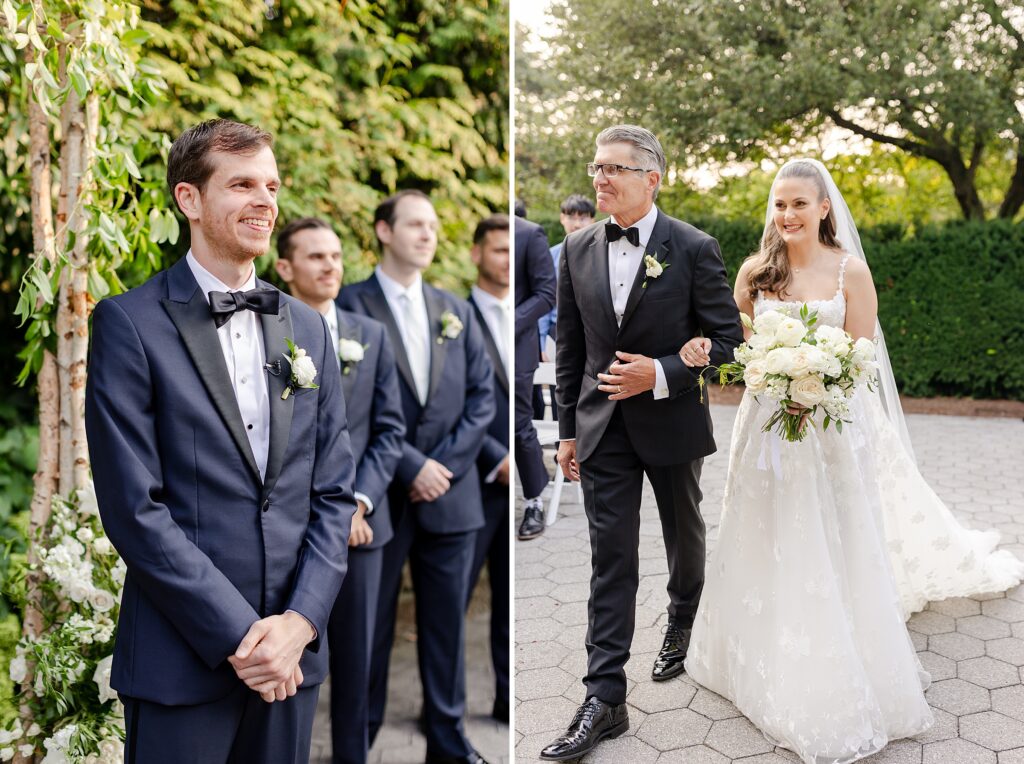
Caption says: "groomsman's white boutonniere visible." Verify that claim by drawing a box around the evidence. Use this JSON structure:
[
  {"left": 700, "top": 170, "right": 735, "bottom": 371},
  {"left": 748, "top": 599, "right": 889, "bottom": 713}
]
[
  {"left": 438, "top": 311, "right": 464, "bottom": 344},
  {"left": 338, "top": 338, "right": 368, "bottom": 376},
  {"left": 282, "top": 338, "right": 319, "bottom": 399},
  {"left": 642, "top": 254, "right": 670, "bottom": 289}
]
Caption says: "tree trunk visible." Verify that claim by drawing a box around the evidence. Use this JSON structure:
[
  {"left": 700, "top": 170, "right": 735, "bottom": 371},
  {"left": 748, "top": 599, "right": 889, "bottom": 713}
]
[
  {"left": 998, "top": 148, "right": 1024, "bottom": 220},
  {"left": 941, "top": 155, "right": 987, "bottom": 221}
]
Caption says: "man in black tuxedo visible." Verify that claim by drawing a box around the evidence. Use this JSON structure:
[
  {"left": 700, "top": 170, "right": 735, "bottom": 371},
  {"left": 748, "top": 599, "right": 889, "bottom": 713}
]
[
  {"left": 540, "top": 125, "right": 743, "bottom": 761},
  {"left": 513, "top": 215, "right": 556, "bottom": 540},
  {"left": 466, "top": 214, "right": 511, "bottom": 724},
  {"left": 338, "top": 190, "right": 494, "bottom": 764},
  {"left": 274, "top": 218, "right": 406, "bottom": 764}
]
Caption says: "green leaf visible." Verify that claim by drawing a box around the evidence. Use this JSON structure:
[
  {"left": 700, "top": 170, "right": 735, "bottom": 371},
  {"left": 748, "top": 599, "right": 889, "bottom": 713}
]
[{"left": 32, "top": 267, "right": 53, "bottom": 304}]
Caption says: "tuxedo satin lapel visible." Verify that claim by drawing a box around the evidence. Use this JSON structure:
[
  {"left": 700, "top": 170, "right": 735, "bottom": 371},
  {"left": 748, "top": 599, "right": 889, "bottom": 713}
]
[
  {"left": 336, "top": 307, "right": 363, "bottom": 400},
  {"left": 469, "top": 297, "right": 509, "bottom": 396},
  {"left": 261, "top": 300, "right": 294, "bottom": 496},
  {"left": 360, "top": 279, "right": 418, "bottom": 401},
  {"left": 590, "top": 230, "right": 617, "bottom": 333},
  {"left": 162, "top": 289, "right": 262, "bottom": 484},
  {"left": 425, "top": 288, "right": 447, "bottom": 403},
  {"left": 619, "top": 211, "right": 672, "bottom": 333}
]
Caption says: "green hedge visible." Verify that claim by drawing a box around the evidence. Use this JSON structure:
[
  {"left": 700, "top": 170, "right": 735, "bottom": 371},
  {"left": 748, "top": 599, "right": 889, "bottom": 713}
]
[{"left": 530, "top": 213, "right": 1024, "bottom": 400}]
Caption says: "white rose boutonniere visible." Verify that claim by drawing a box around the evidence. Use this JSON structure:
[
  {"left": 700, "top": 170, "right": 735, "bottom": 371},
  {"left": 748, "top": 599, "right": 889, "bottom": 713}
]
[
  {"left": 641, "top": 254, "right": 670, "bottom": 288},
  {"left": 282, "top": 338, "right": 319, "bottom": 399},
  {"left": 438, "top": 311, "right": 464, "bottom": 344},
  {"left": 338, "top": 339, "right": 369, "bottom": 376}
]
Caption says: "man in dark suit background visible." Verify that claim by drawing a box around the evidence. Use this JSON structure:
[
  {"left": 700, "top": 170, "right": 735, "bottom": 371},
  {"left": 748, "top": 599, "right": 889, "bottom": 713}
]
[
  {"left": 338, "top": 190, "right": 495, "bottom": 764},
  {"left": 85, "top": 119, "right": 358, "bottom": 763},
  {"left": 466, "top": 214, "right": 511, "bottom": 724},
  {"left": 514, "top": 214, "right": 556, "bottom": 540},
  {"left": 541, "top": 125, "right": 743, "bottom": 761},
  {"left": 274, "top": 217, "right": 405, "bottom": 764}
]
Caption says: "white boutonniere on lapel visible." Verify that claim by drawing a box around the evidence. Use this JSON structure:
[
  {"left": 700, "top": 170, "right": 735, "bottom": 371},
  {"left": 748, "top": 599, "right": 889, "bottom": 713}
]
[
  {"left": 642, "top": 254, "right": 670, "bottom": 289},
  {"left": 338, "top": 338, "right": 369, "bottom": 376},
  {"left": 438, "top": 310, "right": 464, "bottom": 344},
  {"left": 282, "top": 338, "right": 319, "bottom": 399}
]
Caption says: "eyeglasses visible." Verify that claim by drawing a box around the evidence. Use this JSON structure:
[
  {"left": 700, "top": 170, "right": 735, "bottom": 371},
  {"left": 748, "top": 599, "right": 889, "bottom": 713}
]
[{"left": 586, "top": 163, "right": 651, "bottom": 178}]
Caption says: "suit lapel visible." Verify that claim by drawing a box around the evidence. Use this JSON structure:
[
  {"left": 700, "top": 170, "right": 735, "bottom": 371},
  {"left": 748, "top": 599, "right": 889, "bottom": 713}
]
[
  {"left": 469, "top": 296, "right": 509, "bottom": 396},
  {"left": 161, "top": 259, "right": 262, "bottom": 484},
  {"left": 336, "top": 307, "right": 363, "bottom": 401},
  {"left": 260, "top": 293, "right": 294, "bottom": 496},
  {"left": 358, "top": 276, "right": 419, "bottom": 402},
  {"left": 589, "top": 229, "right": 618, "bottom": 333},
  {"left": 619, "top": 210, "right": 671, "bottom": 333},
  {"left": 424, "top": 287, "right": 447, "bottom": 403}
]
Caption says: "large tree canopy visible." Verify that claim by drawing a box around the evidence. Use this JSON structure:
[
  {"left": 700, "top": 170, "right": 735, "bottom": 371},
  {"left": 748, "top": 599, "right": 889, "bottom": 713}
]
[{"left": 526, "top": 0, "right": 1023, "bottom": 220}]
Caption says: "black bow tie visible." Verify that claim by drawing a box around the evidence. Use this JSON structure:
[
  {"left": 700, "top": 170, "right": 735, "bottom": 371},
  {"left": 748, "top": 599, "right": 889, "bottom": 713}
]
[
  {"left": 208, "top": 287, "right": 280, "bottom": 328},
  {"left": 605, "top": 223, "right": 641, "bottom": 247}
]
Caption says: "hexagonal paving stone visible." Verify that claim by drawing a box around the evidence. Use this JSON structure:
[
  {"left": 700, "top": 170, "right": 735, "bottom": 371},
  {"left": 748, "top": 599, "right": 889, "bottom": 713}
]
[
  {"left": 653, "top": 745, "right": 730, "bottom": 763},
  {"left": 960, "top": 615, "right": 1015, "bottom": 640},
  {"left": 582, "top": 734, "right": 661, "bottom": 763},
  {"left": 999, "top": 747, "right": 1024, "bottom": 764},
  {"left": 929, "top": 631, "right": 986, "bottom": 661},
  {"left": 703, "top": 716, "right": 774, "bottom": 758},
  {"left": 516, "top": 577, "right": 556, "bottom": 598},
  {"left": 861, "top": 739, "right": 922, "bottom": 763},
  {"left": 908, "top": 610, "right": 956, "bottom": 635},
  {"left": 960, "top": 656, "right": 1021, "bottom": 690},
  {"left": 730, "top": 755, "right": 800, "bottom": 764},
  {"left": 993, "top": 686, "right": 1024, "bottom": 723},
  {"left": 930, "top": 597, "right": 983, "bottom": 618},
  {"left": 516, "top": 617, "right": 565, "bottom": 643},
  {"left": 636, "top": 709, "right": 713, "bottom": 752},
  {"left": 922, "top": 737, "right": 996, "bottom": 764},
  {"left": 925, "top": 678, "right": 991, "bottom": 715},
  {"left": 917, "top": 650, "right": 957, "bottom": 681},
  {"left": 910, "top": 631, "right": 928, "bottom": 651},
  {"left": 688, "top": 688, "right": 742, "bottom": 721},
  {"left": 516, "top": 639, "right": 570, "bottom": 671},
  {"left": 516, "top": 667, "right": 576, "bottom": 701},
  {"left": 547, "top": 563, "right": 593, "bottom": 585},
  {"left": 516, "top": 595, "right": 561, "bottom": 620},
  {"left": 551, "top": 602, "right": 588, "bottom": 626},
  {"left": 515, "top": 696, "right": 582, "bottom": 735},
  {"left": 912, "top": 707, "right": 958, "bottom": 744},
  {"left": 960, "top": 711, "right": 1024, "bottom": 751},
  {"left": 627, "top": 678, "right": 697, "bottom": 713},
  {"left": 984, "top": 599, "right": 1024, "bottom": 623},
  {"left": 989, "top": 638, "right": 1024, "bottom": 667}
]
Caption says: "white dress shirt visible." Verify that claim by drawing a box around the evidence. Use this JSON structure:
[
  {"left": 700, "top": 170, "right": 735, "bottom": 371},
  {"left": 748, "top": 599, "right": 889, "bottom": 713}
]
[
  {"left": 375, "top": 265, "right": 432, "bottom": 404},
  {"left": 471, "top": 285, "right": 510, "bottom": 484},
  {"left": 321, "top": 303, "right": 374, "bottom": 515},
  {"left": 186, "top": 251, "right": 271, "bottom": 479},
  {"left": 606, "top": 206, "right": 669, "bottom": 399}
]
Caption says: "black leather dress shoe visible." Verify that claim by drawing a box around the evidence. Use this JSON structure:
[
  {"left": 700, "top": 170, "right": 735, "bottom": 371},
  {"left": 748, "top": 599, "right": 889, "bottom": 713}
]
[
  {"left": 517, "top": 503, "right": 545, "bottom": 540},
  {"left": 539, "top": 697, "right": 629, "bottom": 761},
  {"left": 651, "top": 619, "right": 691, "bottom": 681},
  {"left": 492, "top": 696, "right": 509, "bottom": 723},
  {"left": 424, "top": 750, "right": 488, "bottom": 764}
]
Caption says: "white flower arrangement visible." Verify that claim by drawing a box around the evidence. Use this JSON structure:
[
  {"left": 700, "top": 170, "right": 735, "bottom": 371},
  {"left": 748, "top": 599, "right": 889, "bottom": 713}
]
[
  {"left": 712, "top": 305, "right": 878, "bottom": 441},
  {"left": 438, "top": 311, "right": 463, "bottom": 343},
  {"left": 3, "top": 484, "right": 126, "bottom": 761},
  {"left": 281, "top": 338, "right": 319, "bottom": 399},
  {"left": 641, "top": 253, "right": 670, "bottom": 288}
]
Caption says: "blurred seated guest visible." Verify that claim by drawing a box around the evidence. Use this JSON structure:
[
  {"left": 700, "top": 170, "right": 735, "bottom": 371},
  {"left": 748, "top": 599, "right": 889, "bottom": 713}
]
[
  {"left": 514, "top": 198, "right": 527, "bottom": 218},
  {"left": 514, "top": 213, "right": 556, "bottom": 540}
]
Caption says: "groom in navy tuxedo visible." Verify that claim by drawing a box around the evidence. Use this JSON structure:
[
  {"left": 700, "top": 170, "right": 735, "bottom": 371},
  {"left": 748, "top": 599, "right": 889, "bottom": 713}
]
[
  {"left": 85, "top": 120, "right": 358, "bottom": 763},
  {"left": 274, "top": 217, "right": 406, "bottom": 764},
  {"left": 338, "top": 190, "right": 495, "bottom": 764}
]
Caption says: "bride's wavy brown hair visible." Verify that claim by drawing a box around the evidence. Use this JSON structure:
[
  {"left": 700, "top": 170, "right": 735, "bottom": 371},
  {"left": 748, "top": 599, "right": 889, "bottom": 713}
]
[{"left": 745, "top": 161, "right": 842, "bottom": 300}]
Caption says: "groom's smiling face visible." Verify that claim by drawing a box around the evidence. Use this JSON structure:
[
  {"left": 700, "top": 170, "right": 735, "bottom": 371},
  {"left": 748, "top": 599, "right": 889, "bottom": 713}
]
[{"left": 592, "top": 141, "right": 657, "bottom": 226}]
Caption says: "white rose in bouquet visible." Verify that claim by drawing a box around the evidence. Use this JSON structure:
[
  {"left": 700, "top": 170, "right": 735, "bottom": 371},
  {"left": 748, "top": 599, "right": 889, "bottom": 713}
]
[
  {"left": 852, "top": 336, "right": 875, "bottom": 363},
  {"left": 746, "top": 331, "right": 775, "bottom": 354},
  {"left": 789, "top": 376, "right": 827, "bottom": 407},
  {"left": 69, "top": 580, "right": 92, "bottom": 604},
  {"left": 813, "top": 325, "right": 852, "bottom": 357},
  {"left": 752, "top": 309, "right": 785, "bottom": 336},
  {"left": 743, "top": 358, "right": 769, "bottom": 394},
  {"left": 89, "top": 588, "right": 116, "bottom": 613},
  {"left": 765, "top": 347, "right": 795, "bottom": 376},
  {"left": 93, "top": 656, "right": 117, "bottom": 704},
  {"left": 774, "top": 316, "right": 807, "bottom": 347},
  {"left": 804, "top": 346, "right": 841, "bottom": 377}
]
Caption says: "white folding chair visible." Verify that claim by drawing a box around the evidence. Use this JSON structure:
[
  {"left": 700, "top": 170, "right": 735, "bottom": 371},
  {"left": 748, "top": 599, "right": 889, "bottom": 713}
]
[{"left": 532, "top": 362, "right": 582, "bottom": 525}]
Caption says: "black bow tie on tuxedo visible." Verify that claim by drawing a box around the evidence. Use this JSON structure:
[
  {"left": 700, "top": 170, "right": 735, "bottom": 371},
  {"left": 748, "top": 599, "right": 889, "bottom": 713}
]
[
  {"left": 208, "top": 288, "right": 280, "bottom": 328},
  {"left": 605, "top": 222, "right": 641, "bottom": 247}
]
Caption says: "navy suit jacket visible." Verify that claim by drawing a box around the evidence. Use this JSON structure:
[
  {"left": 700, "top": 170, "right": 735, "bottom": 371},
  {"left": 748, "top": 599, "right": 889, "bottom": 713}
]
[
  {"left": 514, "top": 217, "right": 556, "bottom": 374},
  {"left": 85, "top": 256, "right": 358, "bottom": 705},
  {"left": 468, "top": 294, "right": 509, "bottom": 503},
  {"left": 337, "top": 275, "right": 495, "bottom": 535},
  {"left": 335, "top": 307, "right": 406, "bottom": 550}
]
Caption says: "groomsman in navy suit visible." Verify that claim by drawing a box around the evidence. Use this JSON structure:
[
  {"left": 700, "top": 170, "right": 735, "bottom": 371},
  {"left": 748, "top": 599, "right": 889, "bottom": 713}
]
[
  {"left": 338, "top": 190, "right": 495, "bottom": 764},
  {"left": 466, "top": 214, "right": 511, "bottom": 724},
  {"left": 274, "top": 217, "right": 405, "bottom": 764},
  {"left": 84, "top": 120, "right": 357, "bottom": 763}
]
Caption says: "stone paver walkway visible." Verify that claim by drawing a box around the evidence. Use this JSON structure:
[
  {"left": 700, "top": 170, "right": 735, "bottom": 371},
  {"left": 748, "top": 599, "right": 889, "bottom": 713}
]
[{"left": 514, "top": 405, "right": 1024, "bottom": 763}]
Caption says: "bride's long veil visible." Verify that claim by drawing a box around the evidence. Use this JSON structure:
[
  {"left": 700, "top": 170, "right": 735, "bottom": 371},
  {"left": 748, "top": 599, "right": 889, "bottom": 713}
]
[{"left": 764, "top": 158, "right": 917, "bottom": 463}]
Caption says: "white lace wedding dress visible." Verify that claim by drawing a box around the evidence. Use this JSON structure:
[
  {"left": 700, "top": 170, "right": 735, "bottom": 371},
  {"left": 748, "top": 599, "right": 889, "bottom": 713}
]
[{"left": 684, "top": 257, "right": 956, "bottom": 763}]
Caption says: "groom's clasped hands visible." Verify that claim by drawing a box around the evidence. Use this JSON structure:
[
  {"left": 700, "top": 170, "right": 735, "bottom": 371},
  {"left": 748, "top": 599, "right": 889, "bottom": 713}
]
[
  {"left": 596, "top": 350, "right": 657, "bottom": 400},
  {"left": 228, "top": 612, "right": 317, "bottom": 703}
]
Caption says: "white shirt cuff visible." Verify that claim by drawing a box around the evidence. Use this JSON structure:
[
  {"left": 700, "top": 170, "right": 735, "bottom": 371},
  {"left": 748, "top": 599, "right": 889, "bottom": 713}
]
[
  {"left": 652, "top": 359, "right": 670, "bottom": 400},
  {"left": 354, "top": 492, "right": 374, "bottom": 516}
]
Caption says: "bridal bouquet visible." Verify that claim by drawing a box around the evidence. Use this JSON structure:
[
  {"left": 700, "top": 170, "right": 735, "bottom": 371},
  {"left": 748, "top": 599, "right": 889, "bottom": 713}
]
[{"left": 713, "top": 305, "right": 878, "bottom": 442}]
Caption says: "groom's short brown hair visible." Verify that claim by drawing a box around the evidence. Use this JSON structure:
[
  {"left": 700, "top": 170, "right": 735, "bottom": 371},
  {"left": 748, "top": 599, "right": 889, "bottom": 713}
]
[{"left": 167, "top": 119, "right": 274, "bottom": 212}]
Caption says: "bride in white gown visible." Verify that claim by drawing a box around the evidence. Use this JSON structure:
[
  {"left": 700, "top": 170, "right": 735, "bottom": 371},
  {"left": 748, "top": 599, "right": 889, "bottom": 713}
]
[{"left": 680, "top": 159, "right": 1023, "bottom": 764}]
